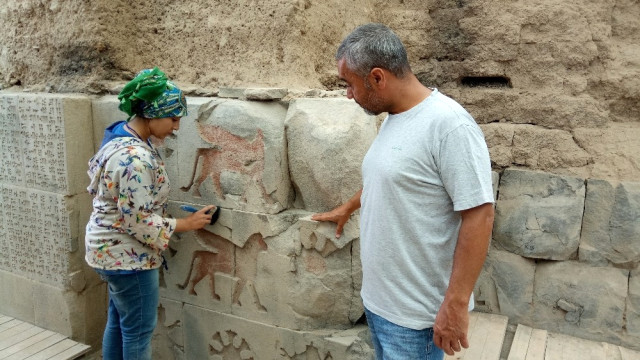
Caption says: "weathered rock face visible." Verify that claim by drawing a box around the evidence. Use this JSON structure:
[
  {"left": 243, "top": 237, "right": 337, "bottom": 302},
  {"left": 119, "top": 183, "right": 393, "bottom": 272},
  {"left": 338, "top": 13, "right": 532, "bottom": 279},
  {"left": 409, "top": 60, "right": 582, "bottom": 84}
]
[{"left": 2, "top": 0, "right": 639, "bottom": 182}]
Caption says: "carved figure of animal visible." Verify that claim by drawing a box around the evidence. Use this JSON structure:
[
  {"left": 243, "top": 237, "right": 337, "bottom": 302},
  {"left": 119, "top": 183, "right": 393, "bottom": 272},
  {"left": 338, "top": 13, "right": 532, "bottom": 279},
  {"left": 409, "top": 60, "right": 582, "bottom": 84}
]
[
  {"left": 177, "top": 229, "right": 267, "bottom": 311},
  {"left": 180, "top": 116, "right": 270, "bottom": 202}
]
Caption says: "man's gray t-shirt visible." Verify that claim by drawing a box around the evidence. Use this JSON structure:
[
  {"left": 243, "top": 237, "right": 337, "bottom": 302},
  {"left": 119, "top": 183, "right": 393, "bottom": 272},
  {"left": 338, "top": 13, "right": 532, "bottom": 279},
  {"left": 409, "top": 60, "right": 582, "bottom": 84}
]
[{"left": 360, "top": 89, "right": 493, "bottom": 330}]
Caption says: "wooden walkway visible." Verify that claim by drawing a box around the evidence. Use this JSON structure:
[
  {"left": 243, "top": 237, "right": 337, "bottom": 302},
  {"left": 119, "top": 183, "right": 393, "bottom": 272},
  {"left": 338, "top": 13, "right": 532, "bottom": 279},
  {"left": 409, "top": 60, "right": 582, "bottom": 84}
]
[
  {"left": 443, "top": 312, "right": 640, "bottom": 360},
  {"left": 0, "top": 315, "right": 90, "bottom": 360}
]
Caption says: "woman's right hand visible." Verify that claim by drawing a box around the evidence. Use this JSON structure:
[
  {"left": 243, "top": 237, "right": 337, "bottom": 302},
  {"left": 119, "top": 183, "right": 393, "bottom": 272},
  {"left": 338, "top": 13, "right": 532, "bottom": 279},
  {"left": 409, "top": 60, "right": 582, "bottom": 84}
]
[{"left": 175, "top": 205, "right": 217, "bottom": 232}]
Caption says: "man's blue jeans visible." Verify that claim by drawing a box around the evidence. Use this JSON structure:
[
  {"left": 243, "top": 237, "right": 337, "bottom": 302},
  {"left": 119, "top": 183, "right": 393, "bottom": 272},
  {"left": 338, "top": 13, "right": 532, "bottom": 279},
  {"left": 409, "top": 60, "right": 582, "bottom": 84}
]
[
  {"left": 96, "top": 269, "right": 159, "bottom": 360},
  {"left": 365, "top": 307, "right": 445, "bottom": 360}
]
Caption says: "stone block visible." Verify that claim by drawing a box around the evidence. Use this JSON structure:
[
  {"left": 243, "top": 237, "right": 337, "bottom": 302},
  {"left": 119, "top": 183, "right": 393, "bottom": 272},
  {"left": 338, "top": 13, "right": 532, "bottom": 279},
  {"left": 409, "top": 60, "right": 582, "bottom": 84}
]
[
  {"left": 580, "top": 179, "right": 640, "bottom": 267},
  {"left": 285, "top": 98, "right": 377, "bottom": 212},
  {"left": 0, "top": 270, "right": 35, "bottom": 323},
  {"left": 494, "top": 169, "right": 585, "bottom": 260},
  {"left": 0, "top": 185, "right": 89, "bottom": 288},
  {"left": 627, "top": 269, "right": 640, "bottom": 338},
  {"left": 91, "top": 95, "right": 124, "bottom": 152},
  {"left": 161, "top": 205, "right": 360, "bottom": 330},
  {"left": 167, "top": 99, "right": 291, "bottom": 214},
  {"left": 0, "top": 93, "right": 94, "bottom": 195},
  {"left": 244, "top": 88, "right": 288, "bottom": 101},
  {"left": 182, "top": 305, "right": 373, "bottom": 360},
  {"left": 474, "top": 248, "right": 535, "bottom": 322},
  {"left": 153, "top": 297, "right": 186, "bottom": 360},
  {"left": 533, "top": 261, "right": 628, "bottom": 344},
  {"left": 30, "top": 280, "right": 106, "bottom": 348}
]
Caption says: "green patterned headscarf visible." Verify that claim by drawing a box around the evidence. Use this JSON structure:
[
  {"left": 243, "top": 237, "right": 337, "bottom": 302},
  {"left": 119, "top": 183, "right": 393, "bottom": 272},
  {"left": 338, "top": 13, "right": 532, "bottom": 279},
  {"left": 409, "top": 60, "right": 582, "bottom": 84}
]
[{"left": 118, "top": 67, "right": 188, "bottom": 120}]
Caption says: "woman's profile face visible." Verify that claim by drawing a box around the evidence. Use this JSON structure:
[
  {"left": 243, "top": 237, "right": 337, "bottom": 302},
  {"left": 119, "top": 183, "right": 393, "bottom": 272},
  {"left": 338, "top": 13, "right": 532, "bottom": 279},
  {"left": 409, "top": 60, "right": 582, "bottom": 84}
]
[{"left": 150, "top": 116, "right": 181, "bottom": 139}]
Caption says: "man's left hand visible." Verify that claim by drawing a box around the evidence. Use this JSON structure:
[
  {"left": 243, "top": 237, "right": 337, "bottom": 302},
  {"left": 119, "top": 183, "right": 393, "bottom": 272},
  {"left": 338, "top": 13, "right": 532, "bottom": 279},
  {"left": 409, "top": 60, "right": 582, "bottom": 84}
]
[{"left": 433, "top": 299, "right": 470, "bottom": 356}]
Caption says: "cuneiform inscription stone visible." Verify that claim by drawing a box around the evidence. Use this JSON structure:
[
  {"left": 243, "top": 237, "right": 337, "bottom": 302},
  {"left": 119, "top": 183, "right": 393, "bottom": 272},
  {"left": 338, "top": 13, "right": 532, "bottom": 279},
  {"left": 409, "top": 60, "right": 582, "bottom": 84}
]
[
  {"left": 0, "top": 95, "right": 67, "bottom": 192},
  {"left": 0, "top": 184, "right": 74, "bottom": 286}
]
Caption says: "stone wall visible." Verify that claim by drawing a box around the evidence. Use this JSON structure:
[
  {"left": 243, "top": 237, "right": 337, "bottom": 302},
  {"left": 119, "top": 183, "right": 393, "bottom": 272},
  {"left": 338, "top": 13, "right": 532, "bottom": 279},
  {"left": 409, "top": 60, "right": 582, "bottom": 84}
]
[
  {"left": 476, "top": 168, "right": 640, "bottom": 351},
  {"left": 0, "top": 93, "right": 105, "bottom": 348},
  {"left": 1, "top": 89, "right": 639, "bottom": 358}
]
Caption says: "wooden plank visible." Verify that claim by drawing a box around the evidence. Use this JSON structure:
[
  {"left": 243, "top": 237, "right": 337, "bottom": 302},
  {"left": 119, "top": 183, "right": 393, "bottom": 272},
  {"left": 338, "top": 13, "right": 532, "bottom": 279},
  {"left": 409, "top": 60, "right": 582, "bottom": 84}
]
[
  {"left": 463, "top": 313, "right": 508, "bottom": 360},
  {"left": 0, "top": 323, "right": 35, "bottom": 349},
  {"left": 22, "top": 338, "right": 77, "bottom": 360},
  {"left": 0, "top": 325, "right": 45, "bottom": 352},
  {"left": 524, "top": 328, "right": 547, "bottom": 360},
  {"left": 0, "top": 320, "right": 24, "bottom": 334},
  {"left": 445, "top": 312, "right": 508, "bottom": 360},
  {"left": 0, "top": 330, "right": 56, "bottom": 358},
  {"left": 445, "top": 311, "right": 481, "bottom": 360},
  {"left": 46, "top": 343, "right": 91, "bottom": 360},
  {"left": 5, "top": 333, "right": 66, "bottom": 360},
  {"left": 507, "top": 324, "right": 533, "bottom": 360}
]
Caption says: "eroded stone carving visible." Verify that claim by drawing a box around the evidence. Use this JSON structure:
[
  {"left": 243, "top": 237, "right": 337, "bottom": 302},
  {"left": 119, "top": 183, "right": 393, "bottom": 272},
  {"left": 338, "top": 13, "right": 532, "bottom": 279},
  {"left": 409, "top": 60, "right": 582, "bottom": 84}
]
[
  {"left": 178, "top": 229, "right": 267, "bottom": 311},
  {"left": 180, "top": 102, "right": 271, "bottom": 205}
]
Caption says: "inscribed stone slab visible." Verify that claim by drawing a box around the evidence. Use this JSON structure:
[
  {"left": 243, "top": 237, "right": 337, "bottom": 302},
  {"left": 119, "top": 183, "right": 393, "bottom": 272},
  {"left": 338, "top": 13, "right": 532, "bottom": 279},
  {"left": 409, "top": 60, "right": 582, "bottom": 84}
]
[{"left": 0, "top": 93, "right": 93, "bottom": 195}]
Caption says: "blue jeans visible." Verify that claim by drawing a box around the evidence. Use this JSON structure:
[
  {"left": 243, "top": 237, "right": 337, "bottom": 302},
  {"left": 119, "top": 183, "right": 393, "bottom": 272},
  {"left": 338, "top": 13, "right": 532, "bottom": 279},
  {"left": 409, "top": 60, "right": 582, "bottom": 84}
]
[
  {"left": 365, "top": 307, "right": 444, "bottom": 360},
  {"left": 96, "top": 269, "right": 159, "bottom": 360}
]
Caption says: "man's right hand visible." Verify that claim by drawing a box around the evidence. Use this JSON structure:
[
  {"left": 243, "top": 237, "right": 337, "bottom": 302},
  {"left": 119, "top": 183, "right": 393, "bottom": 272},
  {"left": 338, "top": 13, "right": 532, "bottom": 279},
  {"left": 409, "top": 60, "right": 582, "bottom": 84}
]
[
  {"left": 311, "top": 207, "right": 351, "bottom": 238},
  {"left": 311, "top": 189, "right": 362, "bottom": 238}
]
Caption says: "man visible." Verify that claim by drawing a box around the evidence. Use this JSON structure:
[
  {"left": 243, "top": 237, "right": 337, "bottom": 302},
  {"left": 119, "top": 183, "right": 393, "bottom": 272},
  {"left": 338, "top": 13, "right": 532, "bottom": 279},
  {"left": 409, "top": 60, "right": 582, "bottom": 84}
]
[{"left": 312, "top": 23, "right": 494, "bottom": 359}]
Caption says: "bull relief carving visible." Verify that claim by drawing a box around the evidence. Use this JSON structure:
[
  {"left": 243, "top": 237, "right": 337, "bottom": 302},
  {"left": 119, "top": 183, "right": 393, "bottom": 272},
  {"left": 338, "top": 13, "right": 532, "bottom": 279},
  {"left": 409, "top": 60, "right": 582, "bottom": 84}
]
[
  {"left": 181, "top": 102, "right": 272, "bottom": 204},
  {"left": 178, "top": 228, "right": 268, "bottom": 312}
]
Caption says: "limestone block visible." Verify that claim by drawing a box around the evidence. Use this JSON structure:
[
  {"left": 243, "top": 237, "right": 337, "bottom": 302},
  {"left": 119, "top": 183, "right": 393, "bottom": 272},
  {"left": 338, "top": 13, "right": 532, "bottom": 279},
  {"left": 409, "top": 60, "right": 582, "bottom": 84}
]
[
  {"left": 161, "top": 204, "right": 360, "bottom": 330},
  {"left": 285, "top": 98, "right": 377, "bottom": 212},
  {"left": 0, "top": 184, "right": 88, "bottom": 288},
  {"left": 627, "top": 269, "right": 640, "bottom": 338},
  {"left": 474, "top": 248, "right": 535, "bottom": 322},
  {"left": 31, "top": 280, "right": 107, "bottom": 348},
  {"left": 580, "top": 179, "right": 640, "bottom": 267},
  {"left": 181, "top": 305, "right": 373, "bottom": 360},
  {"left": 533, "top": 261, "right": 628, "bottom": 344},
  {"left": 168, "top": 99, "right": 291, "bottom": 214},
  {"left": 494, "top": 169, "right": 585, "bottom": 260},
  {"left": 244, "top": 88, "right": 288, "bottom": 101},
  {"left": 0, "top": 270, "right": 35, "bottom": 323},
  {"left": 91, "top": 95, "right": 124, "bottom": 152},
  {"left": 0, "top": 93, "right": 94, "bottom": 195},
  {"left": 153, "top": 297, "right": 186, "bottom": 360},
  {"left": 479, "top": 123, "right": 592, "bottom": 170}
]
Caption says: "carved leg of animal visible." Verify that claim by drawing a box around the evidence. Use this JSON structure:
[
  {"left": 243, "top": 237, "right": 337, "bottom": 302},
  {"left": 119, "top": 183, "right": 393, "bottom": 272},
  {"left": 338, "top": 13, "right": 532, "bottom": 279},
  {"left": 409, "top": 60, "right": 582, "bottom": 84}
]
[
  {"left": 177, "top": 253, "right": 199, "bottom": 295},
  {"left": 247, "top": 281, "right": 267, "bottom": 312},
  {"left": 180, "top": 149, "right": 204, "bottom": 193}
]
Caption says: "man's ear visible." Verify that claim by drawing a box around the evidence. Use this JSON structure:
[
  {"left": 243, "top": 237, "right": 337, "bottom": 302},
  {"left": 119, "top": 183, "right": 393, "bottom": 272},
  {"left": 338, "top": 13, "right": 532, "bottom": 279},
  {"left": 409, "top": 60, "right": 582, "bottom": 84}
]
[{"left": 369, "top": 67, "right": 387, "bottom": 89}]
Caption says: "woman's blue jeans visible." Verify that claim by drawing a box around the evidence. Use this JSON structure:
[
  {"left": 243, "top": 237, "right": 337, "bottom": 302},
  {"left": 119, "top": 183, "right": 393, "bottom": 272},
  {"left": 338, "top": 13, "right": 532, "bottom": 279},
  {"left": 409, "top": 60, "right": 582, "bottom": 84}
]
[
  {"left": 365, "top": 307, "right": 445, "bottom": 360},
  {"left": 96, "top": 268, "right": 159, "bottom": 360}
]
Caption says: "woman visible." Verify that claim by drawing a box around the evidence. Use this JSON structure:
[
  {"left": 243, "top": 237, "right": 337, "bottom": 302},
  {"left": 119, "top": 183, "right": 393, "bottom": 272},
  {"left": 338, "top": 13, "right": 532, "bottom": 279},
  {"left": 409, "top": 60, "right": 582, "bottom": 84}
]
[{"left": 85, "top": 67, "right": 216, "bottom": 360}]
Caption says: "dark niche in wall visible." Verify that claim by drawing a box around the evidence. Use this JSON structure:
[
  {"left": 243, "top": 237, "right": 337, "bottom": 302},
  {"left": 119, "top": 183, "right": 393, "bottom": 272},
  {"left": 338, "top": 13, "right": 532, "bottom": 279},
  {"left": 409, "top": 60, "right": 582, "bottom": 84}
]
[{"left": 460, "top": 76, "right": 512, "bottom": 88}]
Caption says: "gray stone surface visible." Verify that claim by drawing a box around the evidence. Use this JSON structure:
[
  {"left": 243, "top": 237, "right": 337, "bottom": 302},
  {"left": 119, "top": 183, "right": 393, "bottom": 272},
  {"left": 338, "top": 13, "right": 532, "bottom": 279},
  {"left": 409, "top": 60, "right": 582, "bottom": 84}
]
[
  {"left": 285, "top": 98, "right": 377, "bottom": 212},
  {"left": 167, "top": 99, "right": 291, "bottom": 214},
  {"left": 161, "top": 203, "right": 360, "bottom": 331},
  {"left": 628, "top": 269, "right": 640, "bottom": 338},
  {"left": 0, "top": 93, "right": 94, "bottom": 195},
  {"left": 494, "top": 169, "right": 585, "bottom": 260},
  {"left": 181, "top": 304, "right": 373, "bottom": 360},
  {"left": 244, "top": 87, "right": 288, "bottom": 101},
  {"left": 533, "top": 261, "right": 628, "bottom": 344},
  {"left": 580, "top": 179, "right": 640, "bottom": 267},
  {"left": 474, "top": 248, "right": 535, "bottom": 322}
]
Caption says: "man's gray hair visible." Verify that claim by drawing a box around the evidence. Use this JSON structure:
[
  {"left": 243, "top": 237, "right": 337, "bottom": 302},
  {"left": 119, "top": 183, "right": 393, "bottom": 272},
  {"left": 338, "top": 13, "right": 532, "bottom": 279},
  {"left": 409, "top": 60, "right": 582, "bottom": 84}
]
[{"left": 336, "top": 23, "right": 411, "bottom": 78}]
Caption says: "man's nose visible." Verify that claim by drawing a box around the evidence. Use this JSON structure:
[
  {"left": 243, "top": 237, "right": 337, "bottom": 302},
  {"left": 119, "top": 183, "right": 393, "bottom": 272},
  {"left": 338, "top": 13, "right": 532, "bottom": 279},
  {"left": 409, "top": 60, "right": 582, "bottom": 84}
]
[{"left": 346, "top": 88, "right": 354, "bottom": 99}]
